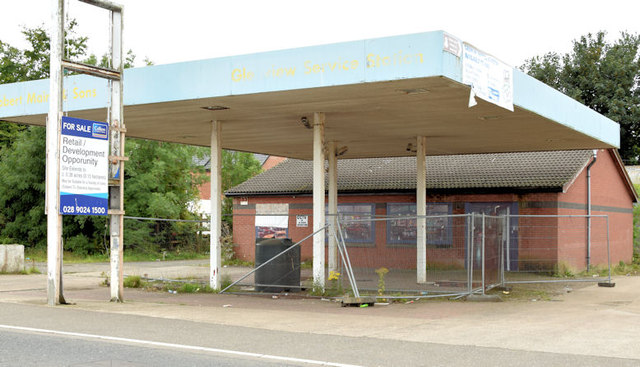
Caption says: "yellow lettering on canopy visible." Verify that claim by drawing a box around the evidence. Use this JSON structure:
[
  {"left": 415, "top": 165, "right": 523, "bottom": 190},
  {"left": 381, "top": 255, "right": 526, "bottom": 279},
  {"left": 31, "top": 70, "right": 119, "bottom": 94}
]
[
  {"left": 0, "top": 95, "right": 23, "bottom": 107},
  {"left": 231, "top": 68, "right": 254, "bottom": 82}
]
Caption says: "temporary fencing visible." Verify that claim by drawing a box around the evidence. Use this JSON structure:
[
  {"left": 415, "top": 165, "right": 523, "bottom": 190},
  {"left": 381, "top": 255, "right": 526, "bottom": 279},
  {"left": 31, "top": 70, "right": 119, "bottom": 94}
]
[{"left": 222, "top": 212, "right": 613, "bottom": 299}]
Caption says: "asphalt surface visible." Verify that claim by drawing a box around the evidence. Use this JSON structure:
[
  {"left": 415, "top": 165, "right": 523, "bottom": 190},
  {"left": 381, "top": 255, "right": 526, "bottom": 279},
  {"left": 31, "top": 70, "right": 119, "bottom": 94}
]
[
  {"left": 0, "top": 303, "right": 639, "bottom": 367},
  {"left": 1, "top": 260, "right": 640, "bottom": 366},
  {"left": 0, "top": 328, "right": 295, "bottom": 367}
]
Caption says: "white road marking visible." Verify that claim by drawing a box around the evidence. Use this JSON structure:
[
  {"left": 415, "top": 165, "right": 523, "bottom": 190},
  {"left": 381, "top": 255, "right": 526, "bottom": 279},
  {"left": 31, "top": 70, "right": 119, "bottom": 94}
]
[{"left": 0, "top": 324, "right": 362, "bottom": 367}]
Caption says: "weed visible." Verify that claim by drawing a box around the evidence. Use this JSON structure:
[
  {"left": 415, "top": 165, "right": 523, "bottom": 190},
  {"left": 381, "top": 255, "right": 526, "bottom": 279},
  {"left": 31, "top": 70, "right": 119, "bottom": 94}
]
[
  {"left": 19, "top": 266, "right": 41, "bottom": 275},
  {"left": 123, "top": 275, "right": 145, "bottom": 288},
  {"left": 220, "top": 274, "right": 234, "bottom": 291},
  {"left": 164, "top": 282, "right": 215, "bottom": 294},
  {"left": 375, "top": 267, "right": 389, "bottom": 298},
  {"left": 553, "top": 262, "right": 576, "bottom": 278},
  {"left": 100, "top": 271, "right": 110, "bottom": 286}
]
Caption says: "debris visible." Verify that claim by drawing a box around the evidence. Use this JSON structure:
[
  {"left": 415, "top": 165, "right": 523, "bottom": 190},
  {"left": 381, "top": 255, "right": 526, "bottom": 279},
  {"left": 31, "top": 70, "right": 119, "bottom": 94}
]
[
  {"left": 502, "top": 291, "right": 510, "bottom": 295},
  {"left": 360, "top": 304, "right": 368, "bottom": 308},
  {"left": 272, "top": 295, "right": 278, "bottom": 299},
  {"left": 531, "top": 299, "right": 537, "bottom": 302},
  {"left": 320, "top": 298, "right": 331, "bottom": 302},
  {"left": 222, "top": 304, "right": 232, "bottom": 308},
  {"left": 405, "top": 300, "right": 414, "bottom": 304},
  {"left": 374, "top": 302, "right": 389, "bottom": 306},
  {"left": 563, "top": 286, "right": 572, "bottom": 293}
]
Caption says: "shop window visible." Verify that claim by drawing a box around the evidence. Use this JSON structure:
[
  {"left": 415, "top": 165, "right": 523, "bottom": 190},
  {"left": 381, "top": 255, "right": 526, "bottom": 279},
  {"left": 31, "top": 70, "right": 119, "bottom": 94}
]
[
  {"left": 327, "top": 203, "right": 375, "bottom": 244},
  {"left": 386, "top": 203, "right": 452, "bottom": 246}
]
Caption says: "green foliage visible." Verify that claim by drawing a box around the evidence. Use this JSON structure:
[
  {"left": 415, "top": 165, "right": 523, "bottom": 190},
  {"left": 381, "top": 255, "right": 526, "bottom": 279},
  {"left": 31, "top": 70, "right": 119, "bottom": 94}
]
[
  {"left": 0, "top": 126, "right": 107, "bottom": 251},
  {"left": 123, "top": 275, "right": 145, "bottom": 288},
  {"left": 0, "top": 22, "right": 203, "bottom": 256},
  {"left": 522, "top": 31, "right": 640, "bottom": 164},
  {"left": 0, "top": 127, "right": 47, "bottom": 247},
  {"left": 123, "top": 139, "right": 206, "bottom": 252}
]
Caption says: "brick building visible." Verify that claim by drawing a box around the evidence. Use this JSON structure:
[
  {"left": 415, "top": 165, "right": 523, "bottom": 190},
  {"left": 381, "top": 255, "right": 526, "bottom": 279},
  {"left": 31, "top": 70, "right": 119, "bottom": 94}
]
[{"left": 226, "top": 149, "right": 637, "bottom": 271}]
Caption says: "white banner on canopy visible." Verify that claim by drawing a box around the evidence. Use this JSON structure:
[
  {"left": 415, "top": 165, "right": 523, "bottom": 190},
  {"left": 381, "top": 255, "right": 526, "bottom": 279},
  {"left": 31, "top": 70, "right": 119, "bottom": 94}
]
[{"left": 462, "top": 43, "right": 514, "bottom": 112}]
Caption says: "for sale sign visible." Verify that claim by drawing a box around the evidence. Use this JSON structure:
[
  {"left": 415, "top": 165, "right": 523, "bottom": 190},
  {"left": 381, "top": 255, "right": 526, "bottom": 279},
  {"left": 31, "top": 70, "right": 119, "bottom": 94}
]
[{"left": 59, "top": 116, "right": 109, "bottom": 216}]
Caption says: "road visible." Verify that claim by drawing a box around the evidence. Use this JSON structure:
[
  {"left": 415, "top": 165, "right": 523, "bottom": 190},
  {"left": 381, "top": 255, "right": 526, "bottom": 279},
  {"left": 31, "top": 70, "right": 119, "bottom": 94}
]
[
  {"left": 2, "top": 261, "right": 640, "bottom": 366},
  {"left": 0, "top": 302, "right": 638, "bottom": 367},
  {"left": 0, "top": 328, "right": 295, "bottom": 367}
]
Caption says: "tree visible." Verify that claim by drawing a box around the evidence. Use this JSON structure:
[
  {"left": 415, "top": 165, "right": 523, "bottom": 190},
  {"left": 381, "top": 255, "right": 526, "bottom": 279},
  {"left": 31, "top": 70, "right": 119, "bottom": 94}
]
[
  {"left": 123, "top": 140, "right": 206, "bottom": 253},
  {"left": 0, "top": 21, "right": 104, "bottom": 251},
  {"left": 522, "top": 31, "right": 640, "bottom": 164},
  {"left": 0, "top": 22, "right": 204, "bottom": 254},
  {"left": 0, "top": 21, "right": 88, "bottom": 153}
]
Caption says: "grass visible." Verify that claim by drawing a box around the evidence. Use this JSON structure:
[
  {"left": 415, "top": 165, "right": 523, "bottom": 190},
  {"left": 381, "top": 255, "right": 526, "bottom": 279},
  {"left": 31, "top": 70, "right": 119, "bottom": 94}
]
[
  {"left": 0, "top": 266, "right": 41, "bottom": 275},
  {"left": 123, "top": 275, "right": 145, "bottom": 288},
  {"left": 119, "top": 274, "right": 227, "bottom": 294},
  {"left": 490, "top": 286, "right": 552, "bottom": 302}
]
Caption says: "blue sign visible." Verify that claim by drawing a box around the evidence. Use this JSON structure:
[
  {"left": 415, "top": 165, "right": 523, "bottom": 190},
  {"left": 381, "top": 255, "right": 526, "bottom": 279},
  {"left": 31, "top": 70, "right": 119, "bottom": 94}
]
[{"left": 59, "top": 116, "right": 109, "bottom": 216}]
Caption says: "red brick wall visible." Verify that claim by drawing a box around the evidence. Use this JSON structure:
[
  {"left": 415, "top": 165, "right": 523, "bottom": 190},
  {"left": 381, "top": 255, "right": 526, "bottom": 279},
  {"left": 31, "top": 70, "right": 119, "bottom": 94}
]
[
  {"left": 231, "top": 153, "right": 635, "bottom": 270},
  {"left": 558, "top": 149, "right": 635, "bottom": 268}
]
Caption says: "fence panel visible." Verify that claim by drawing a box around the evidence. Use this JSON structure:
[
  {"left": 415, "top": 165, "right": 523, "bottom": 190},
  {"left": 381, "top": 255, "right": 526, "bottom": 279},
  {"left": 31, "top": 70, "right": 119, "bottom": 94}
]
[
  {"left": 503, "top": 215, "right": 611, "bottom": 284},
  {"left": 126, "top": 212, "right": 612, "bottom": 297}
]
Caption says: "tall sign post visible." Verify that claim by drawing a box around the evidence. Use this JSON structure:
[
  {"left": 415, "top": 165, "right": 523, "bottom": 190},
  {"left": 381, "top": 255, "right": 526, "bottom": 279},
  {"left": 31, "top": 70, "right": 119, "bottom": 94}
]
[
  {"left": 47, "top": 0, "right": 125, "bottom": 305},
  {"left": 46, "top": 0, "right": 65, "bottom": 306}
]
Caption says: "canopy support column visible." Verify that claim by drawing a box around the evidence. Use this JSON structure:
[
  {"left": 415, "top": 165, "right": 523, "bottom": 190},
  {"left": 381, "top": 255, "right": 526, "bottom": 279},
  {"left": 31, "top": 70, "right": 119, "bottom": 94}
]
[
  {"left": 313, "top": 113, "right": 326, "bottom": 290},
  {"left": 327, "top": 141, "right": 338, "bottom": 274},
  {"left": 210, "top": 120, "right": 222, "bottom": 289},
  {"left": 416, "top": 136, "right": 427, "bottom": 283}
]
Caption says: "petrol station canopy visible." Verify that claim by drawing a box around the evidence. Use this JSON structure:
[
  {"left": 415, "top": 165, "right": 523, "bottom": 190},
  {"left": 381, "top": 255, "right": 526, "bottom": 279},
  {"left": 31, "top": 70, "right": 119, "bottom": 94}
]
[{"left": 0, "top": 31, "right": 620, "bottom": 158}]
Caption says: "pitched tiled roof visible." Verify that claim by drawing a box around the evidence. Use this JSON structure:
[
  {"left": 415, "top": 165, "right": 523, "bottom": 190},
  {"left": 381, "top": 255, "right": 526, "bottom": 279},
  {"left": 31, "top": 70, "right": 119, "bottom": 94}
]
[{"left": 226, "top": 150, "right": 594, "bottom": 195}]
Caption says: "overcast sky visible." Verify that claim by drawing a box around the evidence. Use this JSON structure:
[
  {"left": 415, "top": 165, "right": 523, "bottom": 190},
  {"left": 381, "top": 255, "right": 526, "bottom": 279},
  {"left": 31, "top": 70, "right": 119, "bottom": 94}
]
[{"left": 1, "top": 0, "right": 639, "bottom": 68}]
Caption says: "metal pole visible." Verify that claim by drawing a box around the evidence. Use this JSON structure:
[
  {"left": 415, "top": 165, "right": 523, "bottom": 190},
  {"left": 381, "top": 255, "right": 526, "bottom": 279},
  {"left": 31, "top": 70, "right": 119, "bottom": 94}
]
[
  {"left": 332, "top": 223, "right": 358, "bottom": 298},
  {"left": 468, "top": 214, "right": 474, "bottom": 295},
  {"left": 46, "top": 0, "right": 66, "bottom": 306},
  {"left": 327, "top": 141, "right": 338, "bottom": 273},
  {"left": 482, "top": 213, "right": 485, "bottom": 295},
  {"left": 606, "top": 216, "right": 612, "bottom": 284},
  {"left": 586, "top": 150, "right": 597, "bottom": 271},
  {"left": 500, "top": 214, "right": 505, "bottom": 287},
  {"left": 335, "top": 215, "right": 360, "bottom": 298},
  {"left": 506, "top": 207, "right": 511, "bottom": 272},
  {"left": 416, "top": 136, "right": 427, "bottom": 283},
  {"left": 312, "top": 112, "right": 326, "bottom": 290}
]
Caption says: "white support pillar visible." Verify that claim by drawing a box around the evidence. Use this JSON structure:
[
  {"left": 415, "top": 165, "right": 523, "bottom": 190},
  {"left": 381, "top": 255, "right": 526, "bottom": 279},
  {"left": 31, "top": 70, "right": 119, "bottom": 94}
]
[
  {"left": 416, "top": 136, "right": 427, "bottom": 283},
  {"left": 210, "top": 120, "right": 222, "bottom": 289},
  {"left": 109, "top": 7, "right": 125, "bottom": 303},
  {"left": 313, "top": 113, "right": 326, "bottom": 289},
  {"left": 46, "top": 0, "right": 65, "bottom": 306},
  {"left": 327, "top": 141, "right": 338, "bottom": 273}
]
